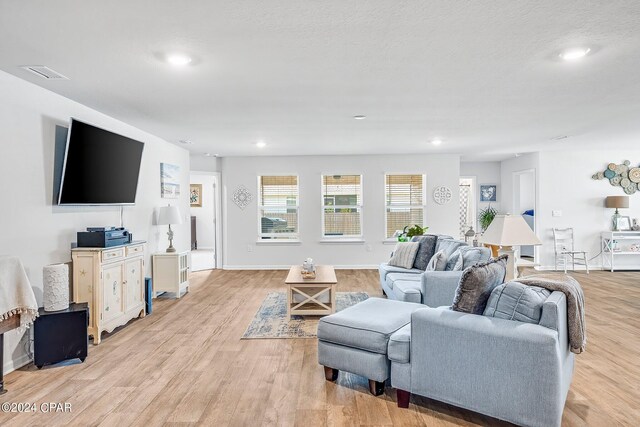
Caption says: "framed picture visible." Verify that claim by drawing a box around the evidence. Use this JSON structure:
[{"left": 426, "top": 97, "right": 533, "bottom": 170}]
[
  {"left": 615, "top": 216, "right": 632, "bottom": 231},
  {"left": 480, "top": 184, "right": 498, "bottom": 202},
  {"left": 190, "top": 184, "right": 203, "bottom": 207},
  {"left": 160, "top": 163, "right": 180, "bottom": 199}
]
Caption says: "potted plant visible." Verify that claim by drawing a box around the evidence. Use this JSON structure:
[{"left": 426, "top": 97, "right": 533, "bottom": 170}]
[
  {"left": 478, "top": 206, "right": 500, "bottom": 256},
  {"left": 398, "top": 224, "right": 429, "bottom": 241}
]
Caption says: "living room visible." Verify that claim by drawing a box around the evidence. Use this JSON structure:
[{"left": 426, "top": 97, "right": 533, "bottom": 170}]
[{"left": 1, "top": 1, "right": 639, "bottom": 426}]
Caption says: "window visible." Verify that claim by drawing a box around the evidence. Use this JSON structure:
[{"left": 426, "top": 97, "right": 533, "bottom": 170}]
[
  {"left": 321, "top": 175, "right": 362, "bottom": 237},
  {"left": 385, "top": 174, "right": 426, "bottom": 239},
  {"left": 258, "top": 175, "right": 299, "bottom": 240}
]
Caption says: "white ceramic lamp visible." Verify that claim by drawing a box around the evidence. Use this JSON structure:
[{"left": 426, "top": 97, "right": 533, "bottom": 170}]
[
  {"left": 479, "top": 214, "right": 541, "bottom": 281},
  {"left": 158, "top": 205, "right": 182, "bottom": 253}
]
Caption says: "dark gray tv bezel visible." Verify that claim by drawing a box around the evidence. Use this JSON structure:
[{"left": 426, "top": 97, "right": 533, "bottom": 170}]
[{"left": 57, "top": 118, "right": 145, "bottom": 206}]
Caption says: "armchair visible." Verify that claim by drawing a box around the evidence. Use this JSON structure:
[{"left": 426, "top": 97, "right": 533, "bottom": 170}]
[{"left": 389, "top": 291, "right": 574, "bottom": 427}]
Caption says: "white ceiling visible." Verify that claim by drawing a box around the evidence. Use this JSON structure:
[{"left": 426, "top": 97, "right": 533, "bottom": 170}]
[{"left": 1, "top": 1, "right": 639, "bottom": 161}]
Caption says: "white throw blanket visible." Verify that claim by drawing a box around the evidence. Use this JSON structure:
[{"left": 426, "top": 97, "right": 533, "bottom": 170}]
[{"left": 0, "top": 255, "right": 39, "bottom": 327}]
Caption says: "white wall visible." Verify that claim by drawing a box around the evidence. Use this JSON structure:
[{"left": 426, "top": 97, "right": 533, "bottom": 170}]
[
  {"left": 221, "top": 154, "right": 460, "bottom": 268},
  {"left": 190, "top": 173, "right": 216, "bottom": 249},
  {"left": 537, "top": 150, "right": 640, "bottom": 269},
  {"left": 190, "top": 155, "right": 220, "bottom": 172},
  {"left": 0, "top": 71, "right": 190, "bottom": 373}
]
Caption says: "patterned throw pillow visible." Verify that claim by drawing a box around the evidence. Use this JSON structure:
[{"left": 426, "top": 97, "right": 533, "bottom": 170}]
[
  {"left": 425, "top": 250, "right": 448, "bottom": 271},
  {"left": 388, "top": 242, "right": 420, "bottom": 269},
  {"left": 452, "top": 255, "right": 508, "bottom": 314}
]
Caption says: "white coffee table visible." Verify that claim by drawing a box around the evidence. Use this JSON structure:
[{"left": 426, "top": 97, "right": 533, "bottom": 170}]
[{"left": 285, "top": 265, "right": 337, "bottom": 318}]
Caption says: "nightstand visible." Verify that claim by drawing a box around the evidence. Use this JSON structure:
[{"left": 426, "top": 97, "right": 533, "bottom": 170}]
[{"left": 152, "top": 252, "right": 190, "bottom": 298}]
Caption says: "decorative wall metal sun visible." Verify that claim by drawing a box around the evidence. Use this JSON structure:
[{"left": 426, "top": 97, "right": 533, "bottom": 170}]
[
  {"left": 232, "top": 185, "right": 253, "bottom": 209},
  {"left": 433, "top": 186, "right": 453, "bottom": 205}
]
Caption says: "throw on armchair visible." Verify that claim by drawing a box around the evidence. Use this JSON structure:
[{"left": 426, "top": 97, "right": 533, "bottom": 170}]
[{"left": 388, "top": 290, "right": 574, "bottom": 427}]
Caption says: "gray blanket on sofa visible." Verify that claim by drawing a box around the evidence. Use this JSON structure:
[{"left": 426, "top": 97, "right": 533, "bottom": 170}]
[{"left": 518, "top": 273, "right": 586, "bottom": 354}]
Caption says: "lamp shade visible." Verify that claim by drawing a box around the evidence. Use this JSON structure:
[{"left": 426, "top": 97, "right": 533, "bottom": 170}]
[
  {"left": 158, "top": 205, "right": 182, "bottom": 225},
  {"left": 479, "top": 214, "right": 541, "bottom": 247},
  {"left": 605, "top": 196, "right": 629, "bottom": 209}
]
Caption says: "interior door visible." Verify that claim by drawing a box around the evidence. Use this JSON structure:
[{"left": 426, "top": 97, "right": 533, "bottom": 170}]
[
  {"left": 124, "top": 257, "right": 143, "bottom": 311},
  {"left": 102, "top": 263, "right": 124, "bottom": 322}
]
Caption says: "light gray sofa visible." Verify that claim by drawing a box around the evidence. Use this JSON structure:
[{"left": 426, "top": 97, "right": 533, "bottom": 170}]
[
  {"left": 379, "top": 237, "right": 491, "bottom": 306},
  {"left": 389, "top": 291, "right": 574, "bottom": 427}
]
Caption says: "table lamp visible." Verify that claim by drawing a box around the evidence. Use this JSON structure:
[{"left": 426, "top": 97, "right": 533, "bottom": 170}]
[
  {"left": 479, "top": 214, "right": 541, "bottom": 281},
  {"left": 605, "top": 196, "right": 629, "bottom": 231},
  {"left": 158, "top": 205, "right": 182, "bottom": 253}
]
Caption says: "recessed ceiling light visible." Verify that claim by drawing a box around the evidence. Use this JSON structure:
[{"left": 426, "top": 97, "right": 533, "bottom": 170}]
[
  {"left": 203, "top": 152, "right": 212, "bottom": 157},
  {"left": 353, "top": 115, "right": 367, "bottom": 120},
  {"left": 559, "top": 48, "right": 591, "bottom": 61},
  {"left": 256, "top": 141, "right": 267, "bottom": 148},
  {"left": 179, "top": 139, "right": 193, "bottom": 145},
  {"left": 166, "top": 53, "right": 192, "bottom": 67},
  {"left": 431, "top": 139, "right": 443, "bottom": 146}
]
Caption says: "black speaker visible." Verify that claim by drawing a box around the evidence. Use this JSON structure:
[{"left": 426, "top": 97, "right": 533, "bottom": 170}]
[{"left": 34, "top": 302, "right": 89, "bottom": 369}]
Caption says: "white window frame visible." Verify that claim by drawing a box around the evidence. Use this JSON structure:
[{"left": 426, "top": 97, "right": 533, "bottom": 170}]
[
  {"left": 257, "top": 174, "right": 300, "bottom": 241},
  {"left": 384, "top": 173, "right": 427, "bottom": 240},
  {"left": 320, "top": 174, "right": 364, "bottom": 240}
]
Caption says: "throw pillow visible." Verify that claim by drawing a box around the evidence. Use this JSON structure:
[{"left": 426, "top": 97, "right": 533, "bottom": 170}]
[
  {"left": 425, "top": 250, "right": 448, "bottom": 271},
  {"left": 388, "top": 242, "right": 420, "bottom": 269},
  {"left": 484, "top": 282, "right": 551, "bottom": 324},
  {"left": 411, "top": 235, "right": 438, "bottom": 270},
  {"left": 453, "top": 246, "right": 489, "bottom": 271},
  {"left": 448, "top": 249, "right": 462, "bottom": 271},
  {"left": 451, "top": 255, "right": 508, "bottom": 314}
]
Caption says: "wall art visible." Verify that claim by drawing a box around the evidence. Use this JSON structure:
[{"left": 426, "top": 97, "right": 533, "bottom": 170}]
[
  {"left": 160, "top": 163, "right": 180, "bottom": 199},
  {"left": 233, "top": 185, "right": 253, "bottom": 209},
  {"left": 592, "top": 160, "right": 640, "bottom": 195},
  {"left": 190, "top": 184, "right": 202, "bottom": 207}
]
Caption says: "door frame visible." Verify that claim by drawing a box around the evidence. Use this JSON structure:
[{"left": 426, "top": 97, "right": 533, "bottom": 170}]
[
  {"left": 512, "top": 168, "right": 537, "bottom": 262},
  {"left": 190, "top": 171, "right": 222, "bottom": 269}
]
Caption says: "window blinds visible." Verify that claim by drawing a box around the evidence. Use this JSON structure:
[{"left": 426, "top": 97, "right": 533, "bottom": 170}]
[
  {"left": 258, "top": 175, "right": 298, "bottom": 239},
  {"left": 322, "top": 175, "right": 362, "bottom": 237},
  {"left": 385, "top": 174, "right": 426, "bottom": 238}
]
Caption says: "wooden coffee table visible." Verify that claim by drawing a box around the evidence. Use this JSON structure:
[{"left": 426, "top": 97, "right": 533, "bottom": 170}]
[{"left": 285, "top": 265, "right": 337, "bottom": 318}]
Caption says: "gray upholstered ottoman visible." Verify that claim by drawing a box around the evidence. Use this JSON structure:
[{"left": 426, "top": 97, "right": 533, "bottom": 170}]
[{"left": 317, "top": 297, "right": 423, "bottom": 395}]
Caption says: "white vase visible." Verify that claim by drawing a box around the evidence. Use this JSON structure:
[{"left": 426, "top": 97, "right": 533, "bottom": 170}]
[{"left": 43, "top": 263, "right": 69, "bottom": 312}]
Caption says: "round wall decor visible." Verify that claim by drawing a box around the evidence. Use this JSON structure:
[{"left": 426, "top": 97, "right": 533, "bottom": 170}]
[
  {"left": 232, "top": 185, "right": 253, "bottom": 209},
  {"left": 433, "top": 186, "right": 452, "bottom": 205},
  {"left": 629, "top": 167, "right": 640, "bottom": 183}
]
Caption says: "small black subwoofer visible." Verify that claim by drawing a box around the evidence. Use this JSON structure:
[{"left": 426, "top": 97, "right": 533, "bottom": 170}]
[{"left": 34, "top": 302, "right": 89, "bottom": 369}]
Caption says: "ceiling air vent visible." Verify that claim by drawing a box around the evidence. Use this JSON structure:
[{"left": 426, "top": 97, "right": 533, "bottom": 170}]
[{"left": 21, "top": 65, "right": 69, "bottom": 80}]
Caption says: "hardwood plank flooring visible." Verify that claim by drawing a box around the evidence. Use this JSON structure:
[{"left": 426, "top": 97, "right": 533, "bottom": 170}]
[{"left": 1, "top": 269, "right": 638, "bottom": 426}]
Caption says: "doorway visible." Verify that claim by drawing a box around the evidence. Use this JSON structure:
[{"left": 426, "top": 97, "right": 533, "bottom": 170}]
[
  {"left": 512, "top": 169, "right": 536, "bottom": 261},
  {"left": 459, "top": 177, "right": 477, "bottom": 240},
  {"left": 189, "top": 172, "right": 222, "bottom": 271}
]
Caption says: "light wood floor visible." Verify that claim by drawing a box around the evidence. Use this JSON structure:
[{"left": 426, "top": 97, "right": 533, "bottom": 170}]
[{"left": 1, "top": 269, "right": 639, "bottom": 426}]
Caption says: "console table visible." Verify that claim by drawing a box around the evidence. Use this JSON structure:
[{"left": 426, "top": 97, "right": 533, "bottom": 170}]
[
  {"left": 71, "top": 241, "right": 146, "bottom": 344},
  {"left": 601, "top": 231, "right": 640, "bottom": 272}
]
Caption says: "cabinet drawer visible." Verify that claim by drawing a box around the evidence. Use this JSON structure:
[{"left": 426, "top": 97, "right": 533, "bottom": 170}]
[
  {"left": 102, "top": 248, "right": 125, "bottom": 262},
  {"left": 126, "top": 245, "right": 144, "bottom": 257}
]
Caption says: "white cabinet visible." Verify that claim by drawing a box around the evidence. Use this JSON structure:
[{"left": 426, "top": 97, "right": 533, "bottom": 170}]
[
  {"left": 152, "top": 252, "right": 190, "bottom": 298},
  {"left": 72, "top": 242, "right": 146, "bottom": 344},
  {"left": 601, "top": 231, "right": 640, "bottom": 272}
]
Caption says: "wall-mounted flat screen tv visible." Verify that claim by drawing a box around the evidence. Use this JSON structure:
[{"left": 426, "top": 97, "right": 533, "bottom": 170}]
[{"left": 58, "top": 119, "right": 145, "bottom": 205}]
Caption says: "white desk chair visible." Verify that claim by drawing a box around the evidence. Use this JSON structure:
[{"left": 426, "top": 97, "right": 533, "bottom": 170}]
[{"left": 553, "top": 228, "right": 589, "bottom": 274}]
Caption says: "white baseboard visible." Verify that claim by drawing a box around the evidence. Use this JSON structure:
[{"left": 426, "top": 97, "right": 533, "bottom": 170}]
[
  {"left": 535, "top": 265, "right": 604, "bottom": 271},
  {"left": 3, "top": 352, "right": 32, "bottom": 375},
  {"left": 222, "top": 264, "right": 378, "bottom": 270}
]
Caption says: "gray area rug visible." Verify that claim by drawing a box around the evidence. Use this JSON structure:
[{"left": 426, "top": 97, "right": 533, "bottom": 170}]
[{"left": 242, "top": 291, "right": 369, "bottom": 339}]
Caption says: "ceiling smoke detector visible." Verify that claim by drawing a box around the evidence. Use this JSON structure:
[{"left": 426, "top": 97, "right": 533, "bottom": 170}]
[
  {"left": 179, "top": 139, "right": 194, "bottom": 145},
  {"left": 21, "top": 65, "right": 69, "bottom": 80}
]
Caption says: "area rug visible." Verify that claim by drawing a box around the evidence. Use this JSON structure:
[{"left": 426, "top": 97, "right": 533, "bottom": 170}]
[{"left": 241, "top": 291, "right": 369, "bottom": 339}]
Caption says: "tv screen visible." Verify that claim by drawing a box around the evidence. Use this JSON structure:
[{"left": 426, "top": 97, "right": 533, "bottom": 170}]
[{"left": 58, "top": 119, "right": 145, "bottom": 205}]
